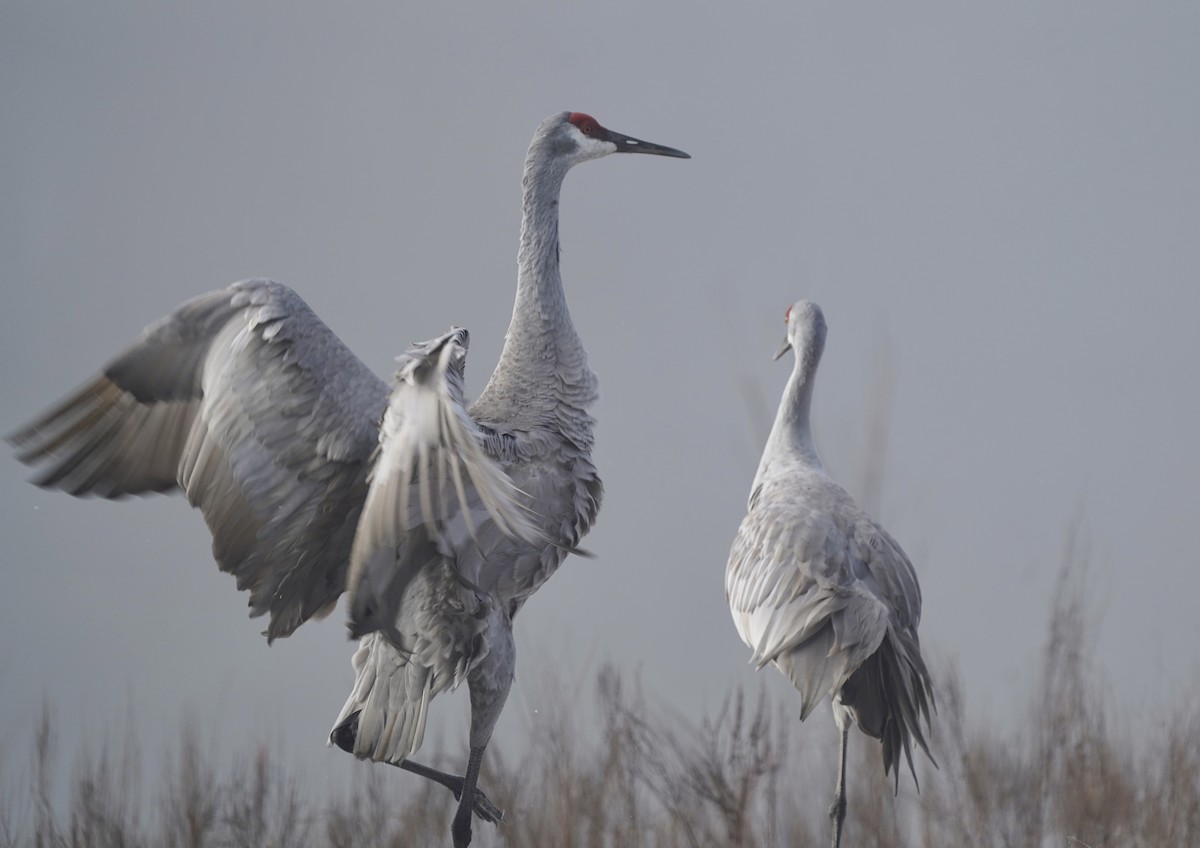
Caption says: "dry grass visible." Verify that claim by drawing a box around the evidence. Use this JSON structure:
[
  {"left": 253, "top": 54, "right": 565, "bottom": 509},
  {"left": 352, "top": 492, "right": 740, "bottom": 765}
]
[
  {"left": 1, "top": 528, "right": 1196, "bottom": 847},
  {"left": 917, "top": 523, "right": 1200, "bottom": 848}
]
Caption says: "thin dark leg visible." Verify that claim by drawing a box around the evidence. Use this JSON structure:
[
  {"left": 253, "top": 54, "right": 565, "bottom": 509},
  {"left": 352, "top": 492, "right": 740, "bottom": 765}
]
[
  {"left": 333, "top": 710, "right": 502, "bottom": 823},
  {"left": 451, "top": 746, "right": 486, "bottom": 848},
  {"left": 830, "top": 726, "right": 849, "bottom": 848},
  {"left": 396, "top": 759, "right": 503, "bottom": 823}
]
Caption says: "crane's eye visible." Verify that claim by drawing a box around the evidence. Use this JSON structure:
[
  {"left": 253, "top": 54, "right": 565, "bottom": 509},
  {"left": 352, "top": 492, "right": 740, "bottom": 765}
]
[
  {"left": 784, "top": 305, "right": 792, "bottom": 323},
  {"left": 568, "top": 112, "right": 600, "bottom": 137}
]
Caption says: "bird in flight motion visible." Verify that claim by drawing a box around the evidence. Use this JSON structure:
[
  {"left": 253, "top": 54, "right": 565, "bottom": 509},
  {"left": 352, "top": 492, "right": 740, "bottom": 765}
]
[
  {"left": 9, "top": 111, "right": 689, "bottom": 847},
  {"left": 726, "top": 300, "right": 935, "bottom": 848}
]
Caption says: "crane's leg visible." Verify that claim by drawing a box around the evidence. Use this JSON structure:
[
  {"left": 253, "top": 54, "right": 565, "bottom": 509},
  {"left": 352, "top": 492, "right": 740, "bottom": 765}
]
[
  {"left": 830, "top": 725, "right": 849, "bottom": 848},
  {"left": 400, "top": 758, "right": 503, "bottom": 823},
  {"left": 330, "top": 711, "right": 502, "bottom": 822},
  {"left": 451, "top": 745, "right": 487, "bottom": 848},
  {"left": 451, "top": 617, "right": 515, "bottom": 848}
]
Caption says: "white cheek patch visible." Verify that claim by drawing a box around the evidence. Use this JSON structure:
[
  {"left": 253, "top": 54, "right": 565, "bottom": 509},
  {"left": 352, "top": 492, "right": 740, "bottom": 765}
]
[
  {"left": 580, "top": 136, "right": 616, "bottom": 159},
  {"left": 566, "top": 124, "right": 617, "bottom": 160}
]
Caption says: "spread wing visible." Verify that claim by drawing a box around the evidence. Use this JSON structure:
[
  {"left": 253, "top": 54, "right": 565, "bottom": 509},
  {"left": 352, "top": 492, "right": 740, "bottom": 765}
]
[
  {"left": 345, "top": 327, "right": 543, "bottom": 641},
  {"left": 7, "top": 279, "right": 389, "bottom": 640}
]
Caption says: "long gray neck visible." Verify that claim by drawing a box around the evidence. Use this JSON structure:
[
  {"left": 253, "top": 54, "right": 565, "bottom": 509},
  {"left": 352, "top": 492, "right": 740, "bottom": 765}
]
[
  {"left": 476, "top": 144, "right": 598, "bottom": 437},
  {"left": 753, "top": 352, "right": 823, "bottom": 491}
]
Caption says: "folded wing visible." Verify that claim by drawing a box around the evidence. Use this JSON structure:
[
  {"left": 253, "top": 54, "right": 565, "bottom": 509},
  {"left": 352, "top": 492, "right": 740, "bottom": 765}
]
[{"left": 727, "top": 501, "right": 890, "bottom": 719}]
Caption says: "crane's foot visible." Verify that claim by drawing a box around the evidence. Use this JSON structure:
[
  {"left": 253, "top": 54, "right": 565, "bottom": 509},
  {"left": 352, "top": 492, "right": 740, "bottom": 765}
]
[
  {"left": 401, "top": 759, "right": 503, "bottom": 823},
  {"left": 331, "top": 711, "right": 503, "bottom": 823},
  {"left": 447, "top": 773, "right": 503, "bottom": 823}
]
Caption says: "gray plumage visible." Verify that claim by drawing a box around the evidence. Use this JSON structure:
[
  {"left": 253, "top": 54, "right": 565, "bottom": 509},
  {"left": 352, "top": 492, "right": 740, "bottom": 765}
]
[
  {"left": 726, "top": 301, "right": 934, "bottom": 848},
  {"left": 10, "top": 281, "right": 386, "bottom": 640},
  {"left": 8, "top": 111, "right": 688, "bottom": 848}
]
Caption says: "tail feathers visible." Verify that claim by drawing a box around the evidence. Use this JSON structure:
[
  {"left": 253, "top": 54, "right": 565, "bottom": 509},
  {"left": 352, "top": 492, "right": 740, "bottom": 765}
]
[
  {"left": 329, "top": 632, "right": 433, "bottom": 765},
  {"left": 839, "top": 633, "right": 937, "bottom": 791}
]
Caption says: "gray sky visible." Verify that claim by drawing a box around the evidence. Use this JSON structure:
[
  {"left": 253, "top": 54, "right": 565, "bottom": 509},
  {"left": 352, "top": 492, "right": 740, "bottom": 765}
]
[{"left": 2, "top": 0, "right": 1198, "bottom": 810}]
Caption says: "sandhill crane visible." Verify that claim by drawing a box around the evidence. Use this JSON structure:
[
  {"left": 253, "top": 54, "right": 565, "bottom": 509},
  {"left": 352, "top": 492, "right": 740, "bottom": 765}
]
[
  {"left": 8, "top": 111, "right": 688, "bottom": 848},
  {"left": 725, "top": 301, "right": 934, "bottom": 848}
]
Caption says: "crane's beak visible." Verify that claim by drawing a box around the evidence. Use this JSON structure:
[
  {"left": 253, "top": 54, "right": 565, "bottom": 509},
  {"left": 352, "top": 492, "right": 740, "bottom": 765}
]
[
  {"left": 608, "top": 130, "right": 690, "bottom": 159},
  {"left": 773, "top": 339, "right": 793, "bottom": 361}
]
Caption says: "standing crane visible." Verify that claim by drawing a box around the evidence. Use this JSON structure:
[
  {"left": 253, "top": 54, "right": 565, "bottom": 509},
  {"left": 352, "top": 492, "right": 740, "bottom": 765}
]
[
  {"left": 725, "top": 301, "right": 935, "bottom": 848},
  {"left": 8, "top": 111, "right": 689, "bottom": 848}
]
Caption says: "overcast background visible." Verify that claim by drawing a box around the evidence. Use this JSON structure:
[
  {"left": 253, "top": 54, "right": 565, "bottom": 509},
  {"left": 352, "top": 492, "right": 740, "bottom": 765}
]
[{"left": 2, "top": 0, "right": 1198, "bottom": 817}]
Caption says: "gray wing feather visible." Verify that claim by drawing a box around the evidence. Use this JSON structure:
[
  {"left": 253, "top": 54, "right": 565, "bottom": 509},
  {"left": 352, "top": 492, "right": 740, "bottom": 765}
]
[
  {"left": 346, "top": 328, "right": 542, "bottom": 640},
  {"left": 8, "top": 279, "right": 389, "bottom": 640},
  {"left": 334, "top": 329, "right": 547, "bottom": 764},
  {"left": 727, "top": 501, "right": 890, "bottom": 717}
]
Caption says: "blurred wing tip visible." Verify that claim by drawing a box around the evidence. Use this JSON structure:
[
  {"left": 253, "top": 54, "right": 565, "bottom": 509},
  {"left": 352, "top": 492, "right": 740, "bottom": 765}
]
[
  {"left": 559, "top": 543, "right": 596, "bottom": 559},
  {"left": 399, "top": 326, "right": 470, "bottom": 360},
  {"left": 4, "top": 428, "right": 29, "bottom": 449}
]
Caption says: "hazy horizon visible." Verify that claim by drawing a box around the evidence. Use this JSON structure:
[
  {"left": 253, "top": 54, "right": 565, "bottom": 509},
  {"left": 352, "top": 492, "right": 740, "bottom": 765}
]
[{"left": 3, "top": 0, "right": 1198, "bottom": 817}]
